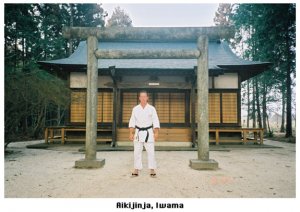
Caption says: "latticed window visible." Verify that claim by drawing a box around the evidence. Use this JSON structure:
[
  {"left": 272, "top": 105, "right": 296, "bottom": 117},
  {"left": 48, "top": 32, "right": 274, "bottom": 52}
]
[
  {"left": 70, "top": 91, "right": 86, "bottom": 122},
  {"left": 70, "top": 91, "right": 113, "bottom": 123},
  {"left": 192, "top": 92, "right": 238, "bottom": 124},
  {"left": 209, "top": 93, "right": 221, "bottom": 123},
  {"left": 97, "top": 92, "right": 113, "bottom": 123},
  {"left": 222, "top": 93, "right": 238, "bottom": 123}
]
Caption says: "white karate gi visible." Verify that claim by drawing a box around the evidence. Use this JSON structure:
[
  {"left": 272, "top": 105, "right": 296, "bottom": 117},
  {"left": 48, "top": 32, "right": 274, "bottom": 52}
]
[{"left": 129, "top": 103, "right": 160, "bottom": 170}]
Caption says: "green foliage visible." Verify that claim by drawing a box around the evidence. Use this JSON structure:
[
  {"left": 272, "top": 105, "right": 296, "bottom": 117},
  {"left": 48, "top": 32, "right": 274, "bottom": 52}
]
[
  {"left": 4, "top": 3, "right": 106, "bottom": 145},
  {"left": 72, "top": 4, "right": 105, "bottom": 27},
  {"left": 5, "top": 64, "right": 71, "bottom": 142},
  {"left": 268, "top": 130, "right": 274, "bottom": 138},
  {"left": 106, "top": 6, "right": 133, "bottom": 27}
]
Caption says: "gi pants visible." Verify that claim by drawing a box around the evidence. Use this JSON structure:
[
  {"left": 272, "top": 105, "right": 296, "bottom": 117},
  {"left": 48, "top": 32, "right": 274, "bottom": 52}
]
[{"left": 133, "top": 140, "right": 157, "bottom": 170}]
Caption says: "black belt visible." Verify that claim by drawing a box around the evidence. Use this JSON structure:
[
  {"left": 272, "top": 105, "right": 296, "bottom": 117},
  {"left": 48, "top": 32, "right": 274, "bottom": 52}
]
[{"left": 136, "top": 125, "right": 152, "bottom": 142}]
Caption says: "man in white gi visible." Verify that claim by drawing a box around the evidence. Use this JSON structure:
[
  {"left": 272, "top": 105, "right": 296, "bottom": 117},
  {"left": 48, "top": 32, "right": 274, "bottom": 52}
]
[{"left": 129, "top": 90, "right": 160, "bottom": 177}]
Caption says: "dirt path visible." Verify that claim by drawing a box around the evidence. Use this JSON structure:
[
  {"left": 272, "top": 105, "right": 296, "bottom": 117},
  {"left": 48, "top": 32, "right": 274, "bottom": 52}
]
[{"left": 5, "top": 139, "right": 295, "bottom": 198}]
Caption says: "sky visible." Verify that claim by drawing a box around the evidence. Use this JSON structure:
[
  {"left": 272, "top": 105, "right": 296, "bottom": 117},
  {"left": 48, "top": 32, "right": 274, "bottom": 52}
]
[{"left": 102, "top": 3, "right": 219, "bottom": 27}]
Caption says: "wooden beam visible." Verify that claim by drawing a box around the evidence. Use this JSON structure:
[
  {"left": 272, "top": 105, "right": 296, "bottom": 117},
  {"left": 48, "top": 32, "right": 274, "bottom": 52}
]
[
  {"left": 61, "top": 128, "right": 65, "bottom": 145},
  {"left": 44, "top": 128, "right": 48, "bottom": 144},
  {"left": 95, "top": 49, "right": 200, "bottom": 59},
  {"left": 191, "top": 84, "right": 196, "bottom": 148},
  {"left": 112, "top": 82, "right": 118, "bottom": 147},
  {"left": 62, "top": 26, "right": 234, "bottom": 41}
]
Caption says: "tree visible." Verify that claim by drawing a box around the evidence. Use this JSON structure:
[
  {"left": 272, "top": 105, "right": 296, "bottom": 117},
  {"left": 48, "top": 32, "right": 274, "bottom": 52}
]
[
  {"left": 214, "top": 3, "right": 233, "bottom": 26},
  {"left": 106, "top": 6, "right": 133, "bottom": 27},
  {"left": 5, "top": 65, "right": 71, "bottom": 146},
  {"left": 5, "top": 4, "right": 40, "bottom": 70},
  {"left": 229, "top": 4, "right": 295, "bottom": 139},
  {"left": 4, "top": 3, "right": 107, "bottom": 147}
]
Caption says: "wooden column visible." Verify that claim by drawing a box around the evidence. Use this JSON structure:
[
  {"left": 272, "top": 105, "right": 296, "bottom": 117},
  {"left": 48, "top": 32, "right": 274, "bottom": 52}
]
[
  {"left": 112, "top": 86, "right": 118, "bottom": 147},
  {"left": 44, "top": 128, "right": 48, "bottom": 144},
  {"left": 191, "top": 82, "right": 196, "bottom": 148},
  {"left": 110, "top": 67, "right": 118, "bottom": 147},
  {"left": 190, "top": 36, "right": 218, "bottom": 170},
  {"left": 49, "top": 128, "right": 54, "bottom": 143},
  {"left": 61, "top": 128, "right": 65, "bottom": 145},
  {"left": 75, "top": 36, "right": 105, "bottom": 168},
  {"left": 260, "top": 129, "right": 264, "bottom": 144}
]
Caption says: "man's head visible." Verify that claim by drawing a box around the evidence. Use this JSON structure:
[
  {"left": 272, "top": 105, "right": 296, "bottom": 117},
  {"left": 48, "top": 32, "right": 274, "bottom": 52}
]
[{"left": 139, "top": 90, "right": 149, "bottom": 105}]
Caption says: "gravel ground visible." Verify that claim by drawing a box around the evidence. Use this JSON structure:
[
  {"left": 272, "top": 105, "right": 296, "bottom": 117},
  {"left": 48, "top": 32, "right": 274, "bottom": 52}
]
[{"left": 4, "top": 139, "right": 295, "bottom": 198}]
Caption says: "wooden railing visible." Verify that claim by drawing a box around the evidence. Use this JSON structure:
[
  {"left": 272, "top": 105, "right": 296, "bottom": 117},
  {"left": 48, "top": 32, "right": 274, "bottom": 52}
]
[
  {"left": 44, "top": 126, "right": 264, "bottom": 145},
  {"left": 44, "top": 126, "right": 112, "bottom": 144},
  {"left": 208, "top": 128, "right": 264, "bottom": 145}
]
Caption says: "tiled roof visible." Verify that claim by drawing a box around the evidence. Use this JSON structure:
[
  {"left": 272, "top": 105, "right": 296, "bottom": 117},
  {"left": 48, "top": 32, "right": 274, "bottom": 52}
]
[{"left": 40, "top": 41, "right": 270, "bottom": 69}]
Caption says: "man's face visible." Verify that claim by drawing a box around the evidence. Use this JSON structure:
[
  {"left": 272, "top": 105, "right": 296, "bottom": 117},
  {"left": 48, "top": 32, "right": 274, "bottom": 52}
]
[{"left": 139, "top": 92, "right": 148, "bottom": 105}]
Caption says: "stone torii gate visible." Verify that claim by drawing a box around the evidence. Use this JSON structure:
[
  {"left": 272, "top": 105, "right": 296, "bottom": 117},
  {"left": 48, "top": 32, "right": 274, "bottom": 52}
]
[{"left": 62, "top": 26, "right": 234, "bottom": 169}]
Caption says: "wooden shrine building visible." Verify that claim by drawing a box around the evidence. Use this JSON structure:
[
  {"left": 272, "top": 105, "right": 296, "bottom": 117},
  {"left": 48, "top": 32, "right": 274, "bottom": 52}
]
[{"left": 39, "top": 27, "right": 271, "bottom": 147}]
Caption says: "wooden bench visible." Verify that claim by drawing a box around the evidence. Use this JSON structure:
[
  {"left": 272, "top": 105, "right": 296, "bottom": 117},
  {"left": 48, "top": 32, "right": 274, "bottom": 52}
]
[
  {"left": 44, "top": 126, "right": 112, "bottom": 144},
  {"left": 208, "top": 128, "right": 264, "bottom": 145}
]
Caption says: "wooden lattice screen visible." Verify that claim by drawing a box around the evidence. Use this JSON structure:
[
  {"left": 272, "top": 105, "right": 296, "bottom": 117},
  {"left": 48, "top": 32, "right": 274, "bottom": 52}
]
[
  {"left": 192, "top": 92, "right": 237, "bottom": 124},
  {"left": 70, "top": 91, "right": 86, "bottom": 122},
  {"left": 122, "top": 92, "right": 138, "bottom": 123},
  {"left": 97, "top": 92, "right": 113, "bottom": 122},
  {"left": 208, "top": 93, "right": 221, "bottom": 123},
  {"left": 70, "top": 91, "right": 113, "bottom": 123},
  {"left": 170, "top": 93, "right": 185, "bottom": 123},
  {"left": 222, "top": 93, "right": 238, "bottom": 123},
  {"left": 155, "top": 93, "right": 170, "bottom": 123}
]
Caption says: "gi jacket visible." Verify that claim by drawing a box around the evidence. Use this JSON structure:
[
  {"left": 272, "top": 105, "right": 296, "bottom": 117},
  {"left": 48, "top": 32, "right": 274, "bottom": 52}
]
[{"left": 129, "top": 103, "right": 160, "bottom": 142}]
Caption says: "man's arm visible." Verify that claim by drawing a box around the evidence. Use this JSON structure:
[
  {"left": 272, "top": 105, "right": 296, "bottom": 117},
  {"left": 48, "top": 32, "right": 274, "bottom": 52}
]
[
  {"left": 129, "top": 127, "right": 135, "bottom": 141},
  {"left": 152, "top": 107, "right": 160, "bottom": 142},
  {"left": 129, "top": 108, "right": 136, "bottom": 141},
  {"left": 153, "top": 128, "right": 159, "bottom": 141}
]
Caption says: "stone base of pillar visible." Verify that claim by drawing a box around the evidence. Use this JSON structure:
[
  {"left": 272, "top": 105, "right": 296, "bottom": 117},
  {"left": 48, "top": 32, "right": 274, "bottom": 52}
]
[
  {"left": 189, "top": 159, "right": 219, "bottom": 170},
  {"left": 75, "top": 158, "right": 105, "bottom": 169}
]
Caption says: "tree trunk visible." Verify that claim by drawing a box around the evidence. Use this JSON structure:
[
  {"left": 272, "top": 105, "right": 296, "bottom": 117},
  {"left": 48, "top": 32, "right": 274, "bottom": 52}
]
[
  {"left": 33, "top": 104, "right": 46, "bottom": 138},
  {"left": 285, "top": 35, "right": 293, "bottom": 138},
  {"left": 247, "top": 79, "right": 250, "bottom": 128},
  {"left": 252, "top": 78, "right": 256, "bottom": 128},
  {"left": 266, "top": 113, "right": 271, "bottom": 135},
  {"left": 44, "top": 104, "right": 47, "bottom": 127},
  {"left": 21, "top": 116, "right": 28, "bottom": 136},
  {"left": 68, "top": 3, "right": 74, "bottom": 56},
  {"left": 255, "top": 77, "right": 262, "bottom": 128},
  {"left": 57, "top": 105, "right": 61, "bottom": 125},
  {"left": 262, "top": 81, "right": 267, "bottom": 134},
  {"left": 22, "top": 77, "right": 28, "bottom": 135},
  {"left": 22, "top": 37, "right": 25, "bottom": 68},
  {"left": 14, "top": 26, "right": 18, "bottom": 71},
  {"left": 280, "top": 83, "right": 286, "bottom": 132}
]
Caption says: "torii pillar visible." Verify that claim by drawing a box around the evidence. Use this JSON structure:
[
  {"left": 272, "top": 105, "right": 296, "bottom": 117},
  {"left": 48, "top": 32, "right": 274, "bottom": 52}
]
[
  {"left": 74, "top": 36, "right": 105, "bottom": 168},
  {"left": 189, "top": 36, "right": 219, "bottom": 170}
]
